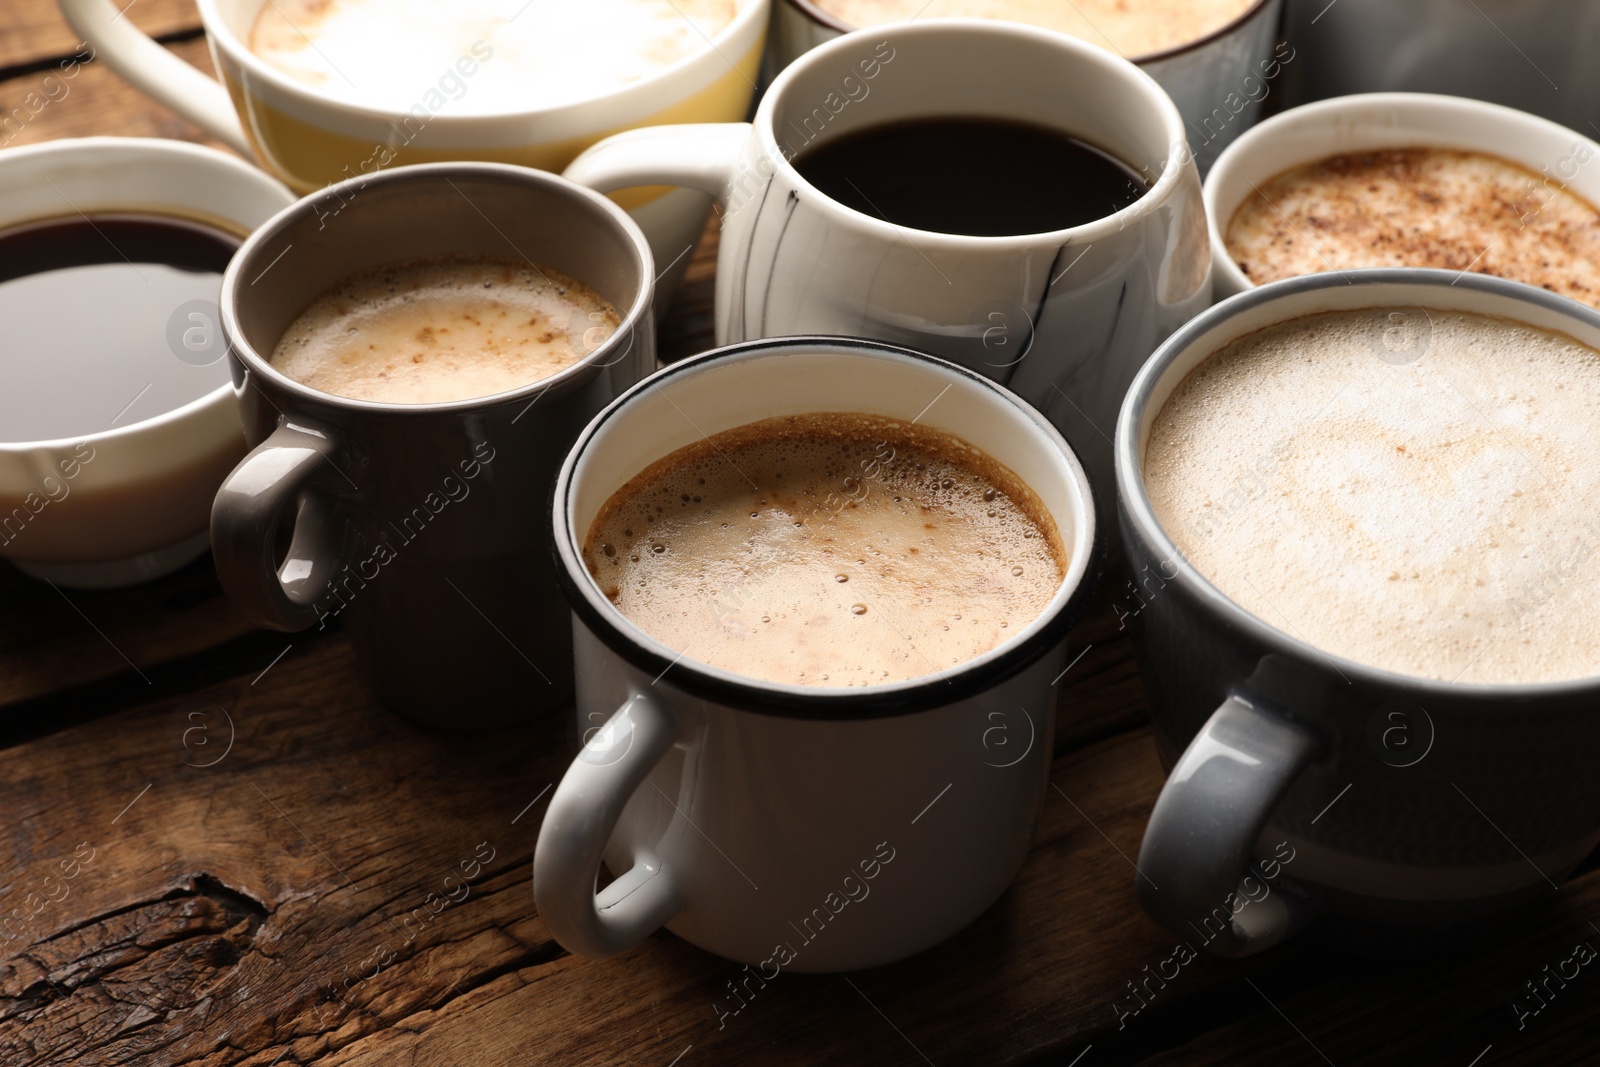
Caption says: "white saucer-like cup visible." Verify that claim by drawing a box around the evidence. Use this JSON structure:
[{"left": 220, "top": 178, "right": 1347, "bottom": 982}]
[{"left": 0, "top": 138, "right": 293, "bottom": 588}]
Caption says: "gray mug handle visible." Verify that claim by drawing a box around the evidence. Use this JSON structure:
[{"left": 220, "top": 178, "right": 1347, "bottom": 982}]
[
  {"left": 210, "top": 422, "right": 350, "bottom": 632},
  {"left": 1136, "top": 693, "right": 1320, "bottom": 957}
]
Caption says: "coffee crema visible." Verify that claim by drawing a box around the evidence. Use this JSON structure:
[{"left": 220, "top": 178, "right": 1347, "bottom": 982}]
[
  {"left": 812, "top": 0, "right": 1256, "bottom": 58},
  {"left": 248, "top": 0, "right": 737, "bottom": 110},
  {"left": 1226, "top": 147, "right": 1600, "bottom": 308},
  {"left": 269, "top": 255, "right": 618, "bottom": 405},
  {"left": 1145, "top": 308, "right": 1600, "bottom": 685},
  {"left": 584, "top": 413, "right": 1065, "bottom": 687}
]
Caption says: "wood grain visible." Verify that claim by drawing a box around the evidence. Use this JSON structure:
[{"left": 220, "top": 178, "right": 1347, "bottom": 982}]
[
  {"left": 0, "top": 0, "right": 201, "bottom": 75},
  {"left": 2, "top": 630, "right": 1595, "bottom": 1066}
]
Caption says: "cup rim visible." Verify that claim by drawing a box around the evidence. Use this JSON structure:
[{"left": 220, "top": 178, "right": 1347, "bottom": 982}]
[
  {"left": 1204, "top": 91, "right": 1600, "bottom": 295},
  {"left": 0, "top": 136, "right": 293, "bottom": 455},
  {"left": 195, "top": 0, "right": 768, "bottom": 122},
  {"left": 552, "top": 335, "right": 1103, "bottom": 718},
  {"left": 1115, "top": 267, "right": 1600, "bottom": 701},
  {"left": 218, "top": 161, "right": 656, "bottom": 417},
  {"left": 756, "top": 18, "right": 1191, "bottom": 249},
  {"left": 779, "top": 0, "right": 1277, "bottom": 65}
]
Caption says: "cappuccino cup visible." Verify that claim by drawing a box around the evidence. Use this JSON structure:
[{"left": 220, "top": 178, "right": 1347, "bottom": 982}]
[
  {"left": 1206, "top": 93, "right": 1600, "bottom": 300},
  {"left": 535, "top": 337, "right": 1098, "bottom": 969},
  {"left": 211, "top": 164, "right": 655, "bottom": 729},
  {"left": 564, "top": 20, "right": 1211, "bottom": 541},
  {"left": 57, "top": 0, "right": 771, "bottom": 299},
  {"left": 1118, "top": 269, "right": 1600, "bottom": 956}
]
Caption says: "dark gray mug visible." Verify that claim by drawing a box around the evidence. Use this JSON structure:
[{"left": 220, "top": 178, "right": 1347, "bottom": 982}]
[
  {"left": 211, "top": 163, "right": 655, "bottom": 729},
  {"left": 1117, "top": 270, "right": 1600, "bottom": 957}
]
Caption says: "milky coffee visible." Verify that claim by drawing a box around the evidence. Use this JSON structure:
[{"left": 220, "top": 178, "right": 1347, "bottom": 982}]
[
  {"left": 249, "top": 0, "right": 738, "bottom": 111},
  {"left": 584, "top": 413, "right": 1066, "bottom": 687},
  {"left": 1145, "top": 308, "right": 1600, "bottom": 685},
  {"left": 1226, "top": 148, "right": 1600, "bottom": 309},
  {"left": 813, "top": 0, "right": 1257, "bottom": 58},
  {"left": 269, "top": 255, "right": 619, "bottom": 405}
]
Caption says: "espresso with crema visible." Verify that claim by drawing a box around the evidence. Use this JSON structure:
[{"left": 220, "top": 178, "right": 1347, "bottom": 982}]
[
  {"left": 249, "top": 0, "right": 737, "bottom": 110},
  {"left": 814, "top": 0, "right": 1256, "bottom": 58},
  {"left": 584, "top": 414, "right": 1065, "bottom": 687},
  {"left": 1145, "top": 308, "right": 1600, "bottom": 685},
  {"left": 1226, "top": 148, "right": 1600, "bottom": 309},
  {"left": 269, "top": 255, "right": 618, "bottom": 404}
]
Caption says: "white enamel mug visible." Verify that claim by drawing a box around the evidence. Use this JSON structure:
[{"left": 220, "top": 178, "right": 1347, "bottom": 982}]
[
  {"left": 1206, "top": 92, "right": 1600, "bottom": 299},
  {"left": 563, "top": 20, "right": 1212, "bottom": 527},
  {"left": 535, "top": 337, "right": 1099, "bottom": 970}
]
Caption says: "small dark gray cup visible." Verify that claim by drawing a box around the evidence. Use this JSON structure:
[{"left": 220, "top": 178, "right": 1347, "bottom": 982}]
[
  {"left": 211, "top": 163, "right": 655, "bottom": 730},
  {"left": 1117, "top": 270, "right": 1600, "bottom": 957}
]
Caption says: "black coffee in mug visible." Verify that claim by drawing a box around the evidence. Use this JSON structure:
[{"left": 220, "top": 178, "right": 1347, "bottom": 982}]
[
  {"left": 0, "top": 214, "right": 239, "bottom": 441},
  {"left": 794, "top": 117, "right": 1148, "bottom": 237}
]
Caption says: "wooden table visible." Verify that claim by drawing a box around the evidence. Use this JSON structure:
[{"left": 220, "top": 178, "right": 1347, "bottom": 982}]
[{"left": 3, "top": 5, "right": 1598, "bottom": 1064}]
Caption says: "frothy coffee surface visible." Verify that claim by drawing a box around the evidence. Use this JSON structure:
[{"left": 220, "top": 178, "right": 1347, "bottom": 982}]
[
  {"left": 584, "top": 413, "right": 1066, "bottom": 687},
  {"left": 269, "top": 255, "right": 618, "bottom": 404},
  {"left": 249, "top": 0, "right": 738, "bottom": 110},
  {"left": 1145, "top": 308, "right": 1600, "bottom": 685},
  {"left": 814, "top": 0, "right": 1256, "bottom": 57},
  {"left": 1226, "top": 148, "right": 1600, "bottom": 309}
]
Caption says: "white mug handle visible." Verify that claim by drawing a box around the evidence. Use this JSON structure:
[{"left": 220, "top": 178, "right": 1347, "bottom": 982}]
[
  {"left": 562, "top": 122, "right": 750, "bottom": 202},
  {"left": 533, "top": 691, "right": 685, "bottom": 957},
  {"left": 58, "top": 0, "right": 250, "bottom": 155}
]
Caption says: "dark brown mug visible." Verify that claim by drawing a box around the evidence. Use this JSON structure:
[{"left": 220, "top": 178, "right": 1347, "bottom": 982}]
[{"left": 210, "top": 163, "right": 656, "bottom": 729}]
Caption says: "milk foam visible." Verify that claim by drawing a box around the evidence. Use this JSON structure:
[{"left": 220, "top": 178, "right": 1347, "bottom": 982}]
[
  {"left": 584, "top": 414, "right": 1066, "bottom": 688},
  {"left": 815, "top": 0, "right": 1256, "bottom": 57},
  {"left": 1226, "top": 148, "right": 1600, "bottom": 310},
  {"left": 269, "top": 255, "right": 618, "bottom": 404},
  {"left": 249, "top": 0, "right": 738, "bottom": 111},
  {"left": 1145, "top": 309, "right": 1600, "bottom": 685}
]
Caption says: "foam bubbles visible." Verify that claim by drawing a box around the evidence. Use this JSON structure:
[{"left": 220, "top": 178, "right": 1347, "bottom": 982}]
[{"left": 583, "top": 413, "right": 1066, "bottom": 687}]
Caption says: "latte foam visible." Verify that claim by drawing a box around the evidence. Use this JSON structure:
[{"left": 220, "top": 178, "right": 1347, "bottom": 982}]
[
  {"left": 249, "top": 0, "right": 738, "bottom": 111},
  {"left": 1145, "top": 308, "right": 1600, "bottom": 685},
  {"left": 269, "top": 255, "right": 618, "bottom": 404},
  {"left": 585, "top": 413, "right": 1066, "bottom": 687}
]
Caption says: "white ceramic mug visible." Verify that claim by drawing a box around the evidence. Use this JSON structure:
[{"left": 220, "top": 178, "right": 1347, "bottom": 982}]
[
  {"left": 56, "top": 0, "right": 770, "bottom": 296},
  {"left": 767, "top": 0, "right": 1290, "bottom": 172},
  {"left": 1205, "top": 92, "right": 1600, "bottom": 299},
  {"left": 0, "top": 137, "right": 293, "bottom": 588},
  {"left": 564, "top": 19, "right": 1211, "bottom": 530},
  {"left": 535, "top": 337, "right": 1098, "bottom": 970}
]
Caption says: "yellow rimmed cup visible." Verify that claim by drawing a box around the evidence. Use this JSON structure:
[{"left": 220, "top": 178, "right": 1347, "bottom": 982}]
[{"left": 58, "top": 0, "right": 770, "bottom": 297}]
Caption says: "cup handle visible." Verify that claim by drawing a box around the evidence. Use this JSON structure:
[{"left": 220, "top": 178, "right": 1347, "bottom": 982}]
[
  {"left": 1136, "top": 693, "right": 1320, "bottom": 957},
  {"left": 562, "top": 123, "right": 751, "bottom": 203},
  {"left": 534, "top": 691, "right": 685, "bottom": 958},
  {"left": 210, "top": 422, "right": 351, "bottom": 632},
  {"left": 57, "top": 0, "right": 250, "bottom": 155}
]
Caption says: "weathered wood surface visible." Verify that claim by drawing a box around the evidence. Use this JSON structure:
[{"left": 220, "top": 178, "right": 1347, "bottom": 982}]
[{"left": 1, "top": 2, "right": 1597, "bottom": 1064}]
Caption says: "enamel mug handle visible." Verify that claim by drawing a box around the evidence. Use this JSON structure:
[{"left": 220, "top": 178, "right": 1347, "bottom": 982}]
[
  {"left": 562, "top": 123, "right": 751, "bottom": 204},
  {"left": 534, "top": 692, "right": 684, "bottom": 958},
  {"left": 210, "top": 422, "right": 350, "bottom": 632},
  {"left": 1136, "top": 694, "right": 1320, "bottom": 957},
  {"left": 57, "top": 0, "right": 250, "bottom": 155}
]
